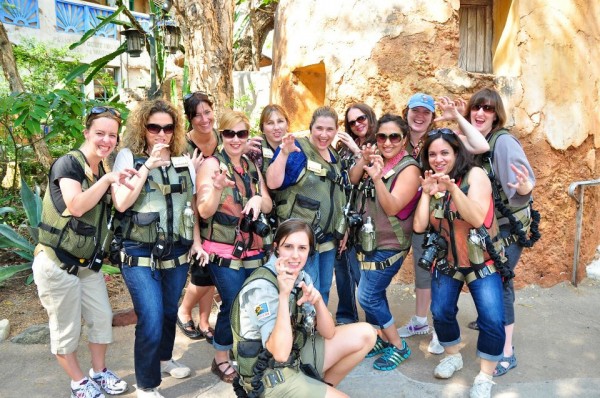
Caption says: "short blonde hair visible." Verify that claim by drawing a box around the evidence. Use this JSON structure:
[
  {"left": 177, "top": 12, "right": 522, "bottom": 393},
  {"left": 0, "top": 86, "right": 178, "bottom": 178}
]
[{"left": 218, "top": 109, "right": 250, "bottom": 131}]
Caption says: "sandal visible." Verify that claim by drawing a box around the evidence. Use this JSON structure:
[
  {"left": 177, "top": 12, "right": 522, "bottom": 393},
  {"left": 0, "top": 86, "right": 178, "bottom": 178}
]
[
  {"left": 211, "top": 359, "right": 237, "bottom": 383},
  {"left": 494, "top": 352, "right": 517, "bottom": 377},
  {"left": 197, "top": 326, "right": 215, "bottom": 344},
  {"left": 467, "top": 320, "right": 480, "bottom": 331},
  {"left": 176, "top": 316, "right": 203, "bottom": 339}
]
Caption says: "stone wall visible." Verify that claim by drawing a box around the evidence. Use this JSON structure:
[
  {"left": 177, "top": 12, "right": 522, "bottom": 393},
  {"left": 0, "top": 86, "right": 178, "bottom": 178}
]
[{"left": 271, "top": 0, "right": 600, "bottom": 286}]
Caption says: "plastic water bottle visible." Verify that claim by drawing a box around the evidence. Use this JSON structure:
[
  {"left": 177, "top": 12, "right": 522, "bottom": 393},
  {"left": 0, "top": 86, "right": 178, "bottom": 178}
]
[
  {"left": 183, "top": 201, "right": 195, "bottom": 241},
  {"left": 360, "top": 216, "right": 375, "bottom": 255}
]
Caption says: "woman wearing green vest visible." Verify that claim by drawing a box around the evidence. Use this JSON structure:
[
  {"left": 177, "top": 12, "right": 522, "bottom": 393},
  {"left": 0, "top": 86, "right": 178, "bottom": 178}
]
[
  {"left": 197, "top": 109, "right": 272, "bottom": 383},
  {"left": 266, "top": 106, "right": 347, "bottom": 305},
  {"left": 33, "top": 106, "right": 134, "bottom": 398},
  {"left": 231, "top": 219, "right": 376, "bottom": 397},
  {"left": 347, "top": 114, "right": 421, "bottom": 371},
  {"left": 112, "top": 99, "right": 200, "bottom": 398}
]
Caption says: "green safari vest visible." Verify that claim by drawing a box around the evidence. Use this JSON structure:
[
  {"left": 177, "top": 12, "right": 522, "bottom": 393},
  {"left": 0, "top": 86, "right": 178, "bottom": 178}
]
[
  {"left": 118, "top": 155, "right": 193, "bottom": 245},
  {"left": 273, "top": 137, "right": 346, "bottom": 237},
  {"left": 231, "top": 265, "right": 308, "bottom": 380},
  {"left": 38, "top": 149, "right": 112, "bottom": 261}
]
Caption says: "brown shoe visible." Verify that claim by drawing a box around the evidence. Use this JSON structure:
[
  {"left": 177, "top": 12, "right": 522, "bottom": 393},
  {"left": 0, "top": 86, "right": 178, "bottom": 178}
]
[
  {"left": 467, "top": 320, "right": 480, "bottom": 331},
  {"left": 211, "top": 359, "right": 237, "bottom": 383}
]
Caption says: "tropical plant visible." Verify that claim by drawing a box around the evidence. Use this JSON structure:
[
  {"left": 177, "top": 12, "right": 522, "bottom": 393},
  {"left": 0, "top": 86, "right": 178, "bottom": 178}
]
[{"left": 0, "top": 177, "right": 42, "bottom": 284}]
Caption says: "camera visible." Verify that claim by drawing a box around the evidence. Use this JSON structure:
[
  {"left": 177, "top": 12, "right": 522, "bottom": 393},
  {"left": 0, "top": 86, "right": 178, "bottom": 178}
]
[
  {"left": 296, "top": 271, "right": 317, "bottom": 334},
  {"left": 418, "top": 230, "right": 448, "bottom": 271},
  {"left": 239, "top": 209, "right": 271, "bottom": 237},
  {"left": 346, "top": 210, "right": 363, "bottom": 228}
]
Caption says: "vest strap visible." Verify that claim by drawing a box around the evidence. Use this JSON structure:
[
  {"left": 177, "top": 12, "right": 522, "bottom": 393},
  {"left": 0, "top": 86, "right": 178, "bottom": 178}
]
[
  {"left": 358, "top": 250, "right": 408, "bottom": 271},
  {"left": 208, "top": 253, "right": 267, "bottom": 270},
  {"left": 121, "top": 252, "right": 188, "bottom": 269},
  {"left": 449, "top": 264, "right": 497, "bottom": 284}
]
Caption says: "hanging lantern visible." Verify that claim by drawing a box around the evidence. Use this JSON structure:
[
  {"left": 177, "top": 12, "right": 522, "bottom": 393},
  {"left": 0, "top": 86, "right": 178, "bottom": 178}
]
[
  {"left": 122, "top": 28, "right": 144, "bottom": 57},
  {"left": 163, "top": 21, "right": 180, "bottom": 54}
]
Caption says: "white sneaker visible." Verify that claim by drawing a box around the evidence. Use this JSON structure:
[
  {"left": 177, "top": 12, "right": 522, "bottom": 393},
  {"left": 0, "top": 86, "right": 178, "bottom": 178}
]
[
  {"left": 160, "top": 359, "right": 191, "bottom": 379},
  {"left": 136, "top": 387, "right": 165, "bottom": 398},
  {"left": 398, "top": 316, "right": 430, "bottom": 337},
  {"left": 434, "top": 354, "right": 463, "bottom": 379},
  {"left": 428, "top": 331, "right": 445, "bottom": 355},
  {"left": 470, "top": 372, "right": 495, "bottom": 398}
]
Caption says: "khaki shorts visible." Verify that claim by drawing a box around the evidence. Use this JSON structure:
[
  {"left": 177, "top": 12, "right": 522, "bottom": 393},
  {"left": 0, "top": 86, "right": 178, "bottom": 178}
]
[
  {"left": 264, "top": 334, "right": 327, "bottom": 398},
  {"left": 32, "top": 246, "right": 113, "bottom": 354}
]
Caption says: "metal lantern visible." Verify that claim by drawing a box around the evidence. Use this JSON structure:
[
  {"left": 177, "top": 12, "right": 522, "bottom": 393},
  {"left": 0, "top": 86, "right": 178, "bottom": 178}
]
[
  {"left": 163, "top": 21, "right": 181, "bottom": 54},
  {"left": 122, "top": 28, "right": 143, "bottom": 57}
]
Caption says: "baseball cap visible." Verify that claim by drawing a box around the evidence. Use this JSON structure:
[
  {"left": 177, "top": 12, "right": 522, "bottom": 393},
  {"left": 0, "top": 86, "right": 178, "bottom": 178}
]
[{"left": 407, "top": 93, "right": 435, "bottom": 112}]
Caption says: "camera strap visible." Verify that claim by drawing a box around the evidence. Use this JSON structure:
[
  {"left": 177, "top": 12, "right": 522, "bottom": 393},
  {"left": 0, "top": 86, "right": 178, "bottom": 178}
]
[{"left": 442, "top": 191, "right": 460, "bottom": 267}]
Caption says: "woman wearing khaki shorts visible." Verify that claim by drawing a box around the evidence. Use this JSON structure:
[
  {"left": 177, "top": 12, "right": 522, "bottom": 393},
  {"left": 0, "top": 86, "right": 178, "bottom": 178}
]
[{"left": 231, "top": 219, "right": 376, "bottom": 397}]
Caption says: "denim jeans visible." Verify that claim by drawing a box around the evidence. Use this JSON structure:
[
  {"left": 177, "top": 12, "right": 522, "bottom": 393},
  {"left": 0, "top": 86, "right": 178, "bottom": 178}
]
[
  {"left": 120, "top": 243, "right": 190, "bottom": 389},
  {"left": 303, "top": 247, "right": 336, "bottom": 305},
  {"left": 431, "top": 269, "right": 505, "bottom": 361},
  {"left": 334, "top": 246, "right": 361, "bottom": 324},
  {"left": 500, "top": 225, "right": 523, "bottom": 325},
  {"left": 357, "top": 250, "right": 404, "bottom": 329},
  {"left": 208, "top": 254, "right": 262, "bottom": 352}
]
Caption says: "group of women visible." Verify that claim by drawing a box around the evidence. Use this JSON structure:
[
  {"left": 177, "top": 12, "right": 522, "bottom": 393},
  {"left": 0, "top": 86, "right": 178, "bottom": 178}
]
[{"left": 32, "top": 86, "right": 535, "bottom": 398}]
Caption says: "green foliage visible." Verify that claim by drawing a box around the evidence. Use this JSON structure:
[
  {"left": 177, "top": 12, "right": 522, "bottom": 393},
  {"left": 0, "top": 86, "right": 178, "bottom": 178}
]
[{"left": 0, "top": 178, "right": 42, "bottom": 284}]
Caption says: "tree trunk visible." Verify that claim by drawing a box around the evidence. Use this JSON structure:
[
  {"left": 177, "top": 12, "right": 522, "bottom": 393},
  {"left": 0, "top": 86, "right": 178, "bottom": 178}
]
[
  {"left": 173, "top": 0, "right": 235, "bottom": 110},
  {"left": 0, "top": 22, "right": 53, "bottom": 169},
  {"left": 252, "top": 0, "right": 276, "bottom": 67}
]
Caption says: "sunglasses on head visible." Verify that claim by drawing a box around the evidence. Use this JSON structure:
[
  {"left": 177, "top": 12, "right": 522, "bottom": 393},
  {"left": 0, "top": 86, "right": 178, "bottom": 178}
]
[
  {"left": 146, "top": 123, "right": 175, "bottom": 134},
  {"left": 183, "top": 91, "right": 211, "bottom": 102},
  {"left": 86, "top": 106, "right": 121, "bottom": 127},
  {"left": 221, "top": 129, "right": 249, "bottom": 140},
  {"left": 470, "top": 104, "right": 496, "bottom": 114},
  {"left": 376, "top": 132, "right": 403, "bottom": 144},
  {"left": 348, "top": 114, "right": 367, "bottom": 128},
  {"left": 427, "top": 128, "right": 455, "bottom": 137}
]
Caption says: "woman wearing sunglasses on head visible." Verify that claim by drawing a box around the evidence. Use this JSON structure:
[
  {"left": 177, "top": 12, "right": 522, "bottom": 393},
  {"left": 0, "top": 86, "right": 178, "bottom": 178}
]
[
  {"left": 330, "top": 103, "right": 378, "bottom": 326},
  {"left": 196, "top": 109, "right": 272, "bottom": 384},
  {"left": 33, "top": 106, "right": 136, "bottom": 398},
  {"left": 347, "top": 114, "right": 420, "bottom": 371},
  {"left": 398, "top": 93, "right": 490, "bottom": 355},
  {"left": 266, "top": 106, "right": 347, "bottom": 306},
  {"left": 112, "top": 99, "right": 200, "bottom": 398},
  {"left": 413, "top": 128, "right": 510, "bottom": 398},
  {"left": 463, "top": 88, "right": 538, "bottom": 378},
  {"left": 175, "top": 92, "right": 220, "bottom": 344}
]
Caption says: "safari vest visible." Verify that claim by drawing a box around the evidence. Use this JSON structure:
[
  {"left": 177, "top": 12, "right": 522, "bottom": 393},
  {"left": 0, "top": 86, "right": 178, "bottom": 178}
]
[
  {"left": 260, "top": 139, "right": 276, "bottom": 176},
  {"left": 428, "top": 169, "right": 502, "bottom": 268},
  {"left": 274, "top": 137, "right": 346, "bottom": 238},
  {"left": 357, "top": 155, "right": 420, "bottom": 252},
  {"left": 118, "top": 155, "right": 193, "bottom": 245},
  {"left": 199, "top": 151, "right": 263, "bottom": 250},
  {"left": 479, "top": 129, "right": 531, "bottom": 232},
  {"left": 38, "top": 150, "right": 112, "bottom": 261},
  {"left": 231, "top": 265, "right": 308, "bottom": 381}
]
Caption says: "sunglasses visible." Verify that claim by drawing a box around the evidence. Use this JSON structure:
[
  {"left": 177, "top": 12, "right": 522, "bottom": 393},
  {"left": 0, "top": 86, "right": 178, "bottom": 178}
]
[
  {"left": 427, "top": 128, "right": 455, "bottom": 137},
  {"left": 376, "top": 132, "right": 403, "bottom": 144},
  {"left": 348, "top": 114, "right": 367, "bottom": 128},
  {"left": 146, "top": 123, "right": 175, "bottom": 134},
  {"left": 183, "top": 91, "right": 212, "bottom": 103},
  {"left": 90, "top": 106, "right": 121, "bottom": 118},
  {"left": 221, "top": 129, "right": 249, "bottom": 140},
  {"left": 470, "top": 104, "right": 496, "bottom": 114}
]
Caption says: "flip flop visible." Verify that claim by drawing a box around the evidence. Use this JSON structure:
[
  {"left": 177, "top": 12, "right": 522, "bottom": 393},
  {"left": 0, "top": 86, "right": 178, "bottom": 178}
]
[{"left": 176, "top": 316, "right": 203, "bottom": 339}]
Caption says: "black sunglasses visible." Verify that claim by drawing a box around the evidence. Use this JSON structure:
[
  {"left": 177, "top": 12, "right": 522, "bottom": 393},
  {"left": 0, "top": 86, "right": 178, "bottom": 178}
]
[
  {"left": 427, "top": 128, "right": 455, "bottom": 137},
  {"left": 221, "top": 129, "right": 249, "bottom": 140},
  {"left": 376, "top": 132, "right": 403, "bottom": 144},
  {"left": 146, "top": 123, "right": 175, "bottom": 134},
  {"left": 470, "top": 104, "right": 496, "bottom": 114},
  {"left": 348, "top": 114, "right": 367, "bottom": 127}
]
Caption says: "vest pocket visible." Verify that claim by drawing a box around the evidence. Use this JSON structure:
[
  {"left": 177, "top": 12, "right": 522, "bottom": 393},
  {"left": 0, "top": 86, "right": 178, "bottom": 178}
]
[
  {"left": 211, "top": 211, "right": 240, "bottom": 244},
  {"left": 289, "top": 194, "right": 320, "bottom": 225},
  {"left": 130, "top": 212, "right": 160, "bottom": 243},
  {"left": 59, "top": 218, "right": 97, "bottom": 259}
]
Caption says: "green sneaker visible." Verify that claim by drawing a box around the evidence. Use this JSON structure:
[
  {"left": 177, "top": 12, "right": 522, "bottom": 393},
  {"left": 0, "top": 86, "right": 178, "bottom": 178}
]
[
  {"left": 366, "top": 336, "right": 390, "bottom": 358},
  {"left": 373, "top": 340, "right": 411, "bottom": 371}
]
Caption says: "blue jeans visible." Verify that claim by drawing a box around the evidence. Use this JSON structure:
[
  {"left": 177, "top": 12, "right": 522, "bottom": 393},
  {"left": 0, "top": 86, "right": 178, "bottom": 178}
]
[
  {"left": 303, "top": 247, "right": 336, "bottom": 305},
  {"left": 357, "top": 250, "right": 404, "bottom": 329},
  {"left": 431, "top": 269, "right": 505, "bottom": 361},
  {"left": 334, "top": 246, "right": 361, "bottom": 324},
  {"left": 208, "top": 254, "right": 262, "bottom": 352},
  {"left": 500, "top": 225, "right": 523, "bottom": 325},
  {"left": 120, "top": 244, "right": 190, "bottom": 389}
]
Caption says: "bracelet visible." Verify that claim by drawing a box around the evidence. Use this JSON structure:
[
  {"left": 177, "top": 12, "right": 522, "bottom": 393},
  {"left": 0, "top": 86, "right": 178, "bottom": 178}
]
[
  {"left": 353, "top": 153, "right": 363, "bottom": 160},
  {"left": 143, "top": 163, "right": 151, "bottom": 171}
]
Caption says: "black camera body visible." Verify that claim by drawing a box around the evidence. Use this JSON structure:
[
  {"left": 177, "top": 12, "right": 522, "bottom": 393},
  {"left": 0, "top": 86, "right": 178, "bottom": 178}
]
[
  {"left": 346, "top": 210, "right": 363, "bottom": 228},
  {"left": 418, "top": 230, "right": 449, "bottom": 271},
  {"left": 87, "top": 250, "right": 105, "bottom": 272},
  {"left": 239, "top": 209, "right": 271, "bottom": 237}
]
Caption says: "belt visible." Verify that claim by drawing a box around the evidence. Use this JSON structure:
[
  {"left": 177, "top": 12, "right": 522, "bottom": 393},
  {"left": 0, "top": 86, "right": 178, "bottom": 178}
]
[
  {"left": 358, "top": 250, "right": 408, "bottom": 271},
  {"left": 121, "top": 252, "right": 189, "bottom": 269},
  {"left": 316, "top": 240, "right": 335, "bottom": 253},
  {"left": 451, "top": 264, "right": 497, "bottom": 284},
  {"left": 209, "top": 253, "right": 267, "bottom": 270}
]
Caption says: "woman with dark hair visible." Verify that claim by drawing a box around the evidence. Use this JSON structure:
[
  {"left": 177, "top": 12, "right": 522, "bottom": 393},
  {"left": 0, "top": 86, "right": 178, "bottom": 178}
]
[
  {"left": 464, "top": 88, "right": 538, "bottom": 378},
  {"left": 197, "top": 109, "right": 272, "bottom": 384},
  {"left": 231, "top": 219, "right": 376, "bottom": 397},
  {"left": 398, "top": 93, "right": 490, "bottom": 355},
  {"left": 112, "top": 99, "right": 199, "bottom": 397},
  {"left": 348, "top": 114, "right": 420, "bottom": 371},
  {"left": 413, "top": 129, "right": 507, "bottom": 398},
  {"left": 266, "top": 106, "right": 347, "bottom": 306}
]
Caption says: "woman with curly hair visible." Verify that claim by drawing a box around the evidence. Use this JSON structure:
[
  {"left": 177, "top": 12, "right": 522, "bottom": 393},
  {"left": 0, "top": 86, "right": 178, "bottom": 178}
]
[{"left": 112, "top": 99, "right": 206, "bottom": 398}]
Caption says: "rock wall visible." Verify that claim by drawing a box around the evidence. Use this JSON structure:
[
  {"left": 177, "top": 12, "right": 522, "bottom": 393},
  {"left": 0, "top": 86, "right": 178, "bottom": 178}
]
[{"left": 271, "top": 0, "right": 600, "bottom": 286}]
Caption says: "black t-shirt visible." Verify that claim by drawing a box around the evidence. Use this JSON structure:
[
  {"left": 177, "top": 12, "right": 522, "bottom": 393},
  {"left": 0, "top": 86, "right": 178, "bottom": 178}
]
[{"left": 48, "top": 153, "right": 89, "bottom": 213}]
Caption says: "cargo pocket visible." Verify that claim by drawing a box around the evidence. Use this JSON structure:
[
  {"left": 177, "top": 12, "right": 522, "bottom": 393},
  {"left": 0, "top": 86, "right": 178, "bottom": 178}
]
[
  {"left": 130, "top": 212, "right": 160, "bottom": 244},
  {"left": 59, "top": 218, "right": 97, "bottom": 259},
  {"left": 290, "top": 195, "right": 320, "bottom": 225},
  {"left": 211, "top": 212, "right": 240, "bottom": 244}
]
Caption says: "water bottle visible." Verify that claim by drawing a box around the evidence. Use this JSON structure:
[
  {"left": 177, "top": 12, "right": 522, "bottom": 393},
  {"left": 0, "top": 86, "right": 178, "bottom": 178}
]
[
  {"left": 359, "top": 216, "right": 376, "bottom": 255},
  {"left": 467, "top": 228, "right": 485, "bottom": 266},
  {"left": 182, "top": 201, "right": 195, "bottom": 242}
]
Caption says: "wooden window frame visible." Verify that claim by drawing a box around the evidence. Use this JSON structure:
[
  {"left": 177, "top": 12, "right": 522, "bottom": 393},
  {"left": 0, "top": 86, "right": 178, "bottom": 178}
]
[{"left": 459, "top": 0, "right": 493, "bottom": 73}]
